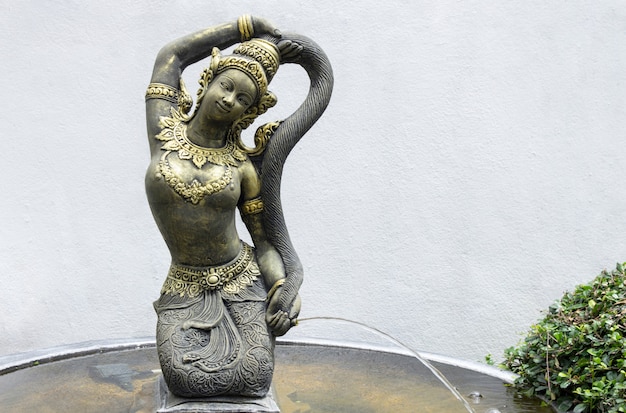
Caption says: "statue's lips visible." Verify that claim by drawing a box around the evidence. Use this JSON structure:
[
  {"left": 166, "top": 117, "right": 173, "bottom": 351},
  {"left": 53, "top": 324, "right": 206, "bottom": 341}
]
[{"left": 216, "top": 102, "right": 231, "bottom": 113}]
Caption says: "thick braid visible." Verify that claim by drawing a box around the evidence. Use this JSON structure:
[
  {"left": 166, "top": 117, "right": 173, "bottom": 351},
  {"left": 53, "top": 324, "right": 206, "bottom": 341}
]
[{"left": 261, "top": 33, "right": 334, "bottom": 312}]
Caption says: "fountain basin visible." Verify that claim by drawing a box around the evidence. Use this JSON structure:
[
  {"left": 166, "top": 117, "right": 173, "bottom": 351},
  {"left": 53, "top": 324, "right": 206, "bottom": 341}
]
[{"left": 0, "top": 336, "right": 550, "bottom": 413}]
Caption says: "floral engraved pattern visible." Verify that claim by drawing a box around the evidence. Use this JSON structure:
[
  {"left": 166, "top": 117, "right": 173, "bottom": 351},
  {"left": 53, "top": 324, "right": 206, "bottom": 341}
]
[
  {"left": 155, "top": 247, "right": 273, "bottom": 398},
  {"left": 156, "top": 108, "right": 247, "bottom": 168},
  {"left": 184, "top": 329, "right": 210, "bottom": 347},
  {"left": 157, "top": 158, "right": 233, "bottom": 205}
]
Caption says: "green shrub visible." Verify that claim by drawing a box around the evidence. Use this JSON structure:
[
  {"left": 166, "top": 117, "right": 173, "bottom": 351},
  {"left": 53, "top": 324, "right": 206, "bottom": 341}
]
[{"left": 504, "top": 263, "right": 626, "bottom": 413}]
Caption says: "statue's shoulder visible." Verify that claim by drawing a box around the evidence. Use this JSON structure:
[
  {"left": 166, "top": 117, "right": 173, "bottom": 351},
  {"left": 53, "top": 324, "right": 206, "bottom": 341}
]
[{"left": 237, "top": 154, "right": 256, "bottom": 175}]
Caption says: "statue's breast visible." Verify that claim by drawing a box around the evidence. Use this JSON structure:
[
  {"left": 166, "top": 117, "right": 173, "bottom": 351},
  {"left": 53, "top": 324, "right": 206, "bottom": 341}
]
[{"left": 145, "top": 155, "right": 241, "bottom": 209}]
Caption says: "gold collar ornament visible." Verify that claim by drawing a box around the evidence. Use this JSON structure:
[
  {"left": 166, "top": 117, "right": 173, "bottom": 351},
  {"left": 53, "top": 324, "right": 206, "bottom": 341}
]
[
  {"left": 155, "top": 108, "right": 246, "bottom": 204},
  {"left": 156, "top": 108, "right": 247, "bottom": 169},
  {"left": 156, "top": 157, "right": 232, "bottom": 205}
]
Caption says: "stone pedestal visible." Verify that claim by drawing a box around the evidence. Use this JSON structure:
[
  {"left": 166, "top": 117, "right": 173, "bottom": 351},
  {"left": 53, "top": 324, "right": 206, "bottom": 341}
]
[{"left": 157, "top": 377, "right": 280, "bottom": 413}]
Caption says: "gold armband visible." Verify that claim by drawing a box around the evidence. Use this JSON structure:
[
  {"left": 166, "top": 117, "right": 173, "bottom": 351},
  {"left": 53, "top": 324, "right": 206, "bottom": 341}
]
[
  {"left": 266, "top": 278, "right": 285, "bottom": 302},
  {"left": 145, "top": 83, "right": 179, "bottom": 104},
  {"left": 238, "top": 15, "right": 254, "bottom": 42},
  {"left": 241, "top": 197, "right": 264, "bottom": 215}
]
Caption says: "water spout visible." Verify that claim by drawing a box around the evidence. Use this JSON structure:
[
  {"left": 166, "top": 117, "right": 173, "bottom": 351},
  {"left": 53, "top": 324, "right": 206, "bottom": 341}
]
[{"left": 288, "top": 316, "right": 477, "bottom": 413}]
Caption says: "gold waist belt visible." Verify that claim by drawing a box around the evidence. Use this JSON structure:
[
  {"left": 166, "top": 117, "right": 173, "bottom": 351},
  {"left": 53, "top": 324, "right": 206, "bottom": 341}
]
[{"left": 161, "top": 243, "right": 260, "bottom": 298}]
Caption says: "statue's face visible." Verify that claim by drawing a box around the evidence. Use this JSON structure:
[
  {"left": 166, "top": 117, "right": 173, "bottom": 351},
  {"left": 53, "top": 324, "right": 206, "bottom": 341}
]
[{"left": 199, "top": 69, "right": 258, "bottom": 124}]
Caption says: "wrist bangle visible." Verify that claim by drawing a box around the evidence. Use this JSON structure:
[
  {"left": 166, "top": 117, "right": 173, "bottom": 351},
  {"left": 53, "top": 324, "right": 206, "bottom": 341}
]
[
  {"left": 266, "top": 278, "right": 285, "bottom": 302},
  {"left": 238, "top": 15, "right": 254, "bottom": 42}
]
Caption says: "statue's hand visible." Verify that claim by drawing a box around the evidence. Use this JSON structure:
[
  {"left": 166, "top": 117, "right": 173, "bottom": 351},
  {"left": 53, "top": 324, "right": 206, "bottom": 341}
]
[
  {"left": 251, "top": 16, "right": 282, "bottom": 38},
  {"left": 278, "top": 39, "right": 303, "bottom": 63},
  {"left": 266, "top": 288, "right": 301, "bottom": 336}
]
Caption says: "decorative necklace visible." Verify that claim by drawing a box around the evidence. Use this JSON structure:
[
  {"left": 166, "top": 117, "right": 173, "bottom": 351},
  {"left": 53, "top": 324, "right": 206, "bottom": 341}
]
[
  {"left": 154, "top": 108, "right": 245, "bottom": 204},
  {"left": 155, "top": 108, "right": 247, "bottom": 168},
  {"left": 157, "top": 155, "right": 233, "bottom": 205}
]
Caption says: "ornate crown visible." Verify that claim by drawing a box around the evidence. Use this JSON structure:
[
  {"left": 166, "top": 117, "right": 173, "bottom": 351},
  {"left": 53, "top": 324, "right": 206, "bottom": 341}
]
[
  {"left": 233, "top": 39, "right": 280, "bottom": 81},
  {"left": 215, "top": 39, "right": 280, "bottom": 98}
]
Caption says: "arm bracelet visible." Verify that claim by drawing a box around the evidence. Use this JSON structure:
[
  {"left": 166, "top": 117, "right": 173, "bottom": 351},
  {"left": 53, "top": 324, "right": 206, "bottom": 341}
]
[
  {"left": 145, "top": 83, "right": 179, "bottom": 104},
  {"left": 241, "top": 197, "right": 264, "bottom": 215},
  {"left": 266, "top": 278, "right": 285, "bottom": 302},
  {"left": 238, "top": 15, "right": 254, "bottom": 42}
]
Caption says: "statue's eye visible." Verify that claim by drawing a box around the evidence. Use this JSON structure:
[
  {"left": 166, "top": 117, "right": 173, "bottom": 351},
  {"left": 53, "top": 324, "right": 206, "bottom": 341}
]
[{"left": 238, "top": 95, "right": 251, "bottom": 106}]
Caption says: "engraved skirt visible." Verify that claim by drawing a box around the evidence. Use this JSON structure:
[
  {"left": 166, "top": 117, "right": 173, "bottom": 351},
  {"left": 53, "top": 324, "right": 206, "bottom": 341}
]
[{"left": 154, "top": 244, "right": 274, "bottom": 397}]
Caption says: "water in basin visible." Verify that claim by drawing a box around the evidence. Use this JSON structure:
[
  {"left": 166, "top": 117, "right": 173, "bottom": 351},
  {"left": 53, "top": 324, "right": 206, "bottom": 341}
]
[{"left": 0, "top": 319, "right": 551, "bottom": 412}]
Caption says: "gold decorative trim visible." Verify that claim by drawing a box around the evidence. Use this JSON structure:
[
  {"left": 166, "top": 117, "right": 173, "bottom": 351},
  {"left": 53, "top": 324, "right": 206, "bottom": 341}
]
[
  {"left": 237, "top": 15, "right": 254, "bottom": 42},
  {"left": 266, "top": 278, "right": 285, "bottom": 303},
  {"left": 217, "top": 55, "right": 268, "bottom": 99},
  {"left": 156, "top": 108, "right": 247, "bottom": 168},
  {"left": 178, "top": 78, "right": 193, "bottom": 114},
  {"left": 157, "top": 155, "right": 232, "bottom": 205},
  {"left": 161, "top": 243, "right": 260, "bottom": 298},
  {"left": 146, "top": 83, "right": 179, "bottom": 104},
  {"left": 241, "top": 197, "right": 264, "bottom": 215},
  {"left": 233, "top": 39, "right": 280, "bottom": 80},
  {"left": 240, "top": 121, "right": 280, "bottom": 156}
]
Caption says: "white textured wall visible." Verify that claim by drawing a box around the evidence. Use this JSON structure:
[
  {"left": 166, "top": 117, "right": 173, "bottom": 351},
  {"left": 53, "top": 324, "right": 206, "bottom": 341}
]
[{"left": 2, "top": 1, "right": 625, "bottom": 363}]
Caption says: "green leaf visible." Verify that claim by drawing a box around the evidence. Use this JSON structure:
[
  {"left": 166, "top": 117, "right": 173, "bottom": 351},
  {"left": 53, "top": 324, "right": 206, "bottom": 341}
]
[
  {"left": 556, "top": 398, "right": 574, "bottom": 412},
  {"left": 503, "top": 262, "right": 626, "bottom": 410}
]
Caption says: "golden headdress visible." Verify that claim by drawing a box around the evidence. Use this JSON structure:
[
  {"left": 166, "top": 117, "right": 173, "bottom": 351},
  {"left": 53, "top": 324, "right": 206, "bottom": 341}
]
[
  {"left": 193, "top": 39, "right": 280, "bottom": 108},
  {"left": 181, "top": 39, "right": 281, "bottom": 156}
]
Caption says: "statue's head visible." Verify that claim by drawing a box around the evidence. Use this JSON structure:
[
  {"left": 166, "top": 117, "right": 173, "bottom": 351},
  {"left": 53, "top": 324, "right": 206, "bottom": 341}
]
[{"left": 191, "top": 39, "right": 280, "bottom": 133}]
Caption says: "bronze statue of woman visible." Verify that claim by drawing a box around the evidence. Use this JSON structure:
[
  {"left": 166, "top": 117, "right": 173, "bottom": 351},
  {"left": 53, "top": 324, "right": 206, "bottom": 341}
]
[{"left": 144, "top": 16, "right": 333, "bottom": 398}]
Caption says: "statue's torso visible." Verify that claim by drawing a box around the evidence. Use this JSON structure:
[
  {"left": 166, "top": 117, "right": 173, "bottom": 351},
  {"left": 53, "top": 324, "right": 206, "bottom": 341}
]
[
  {"left": 147, "top": 153, "right": 275, "bottom": 399},
  {"left": 145, "top": 154, "right": 243, "bottom": 266}
]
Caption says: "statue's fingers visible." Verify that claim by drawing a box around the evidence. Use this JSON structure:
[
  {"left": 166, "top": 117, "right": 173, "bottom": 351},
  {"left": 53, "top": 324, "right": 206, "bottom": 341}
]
[
  {"left": 278, "top": 39, "right": 293, "bottom": 51},
  {"left": 284, "top": 45, "right": 302, "bottom": 59},
  {"left": 274, "top": 317, "right": 291, "bottom": 336},
  {"left": 266, "top": 311, "right": 280, "bottom": 326}
]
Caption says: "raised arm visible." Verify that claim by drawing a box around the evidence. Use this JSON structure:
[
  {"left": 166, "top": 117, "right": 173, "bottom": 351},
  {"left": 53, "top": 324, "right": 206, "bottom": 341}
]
[{"left": 145, "top": 16, "right": 281, "bottom": 147}]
